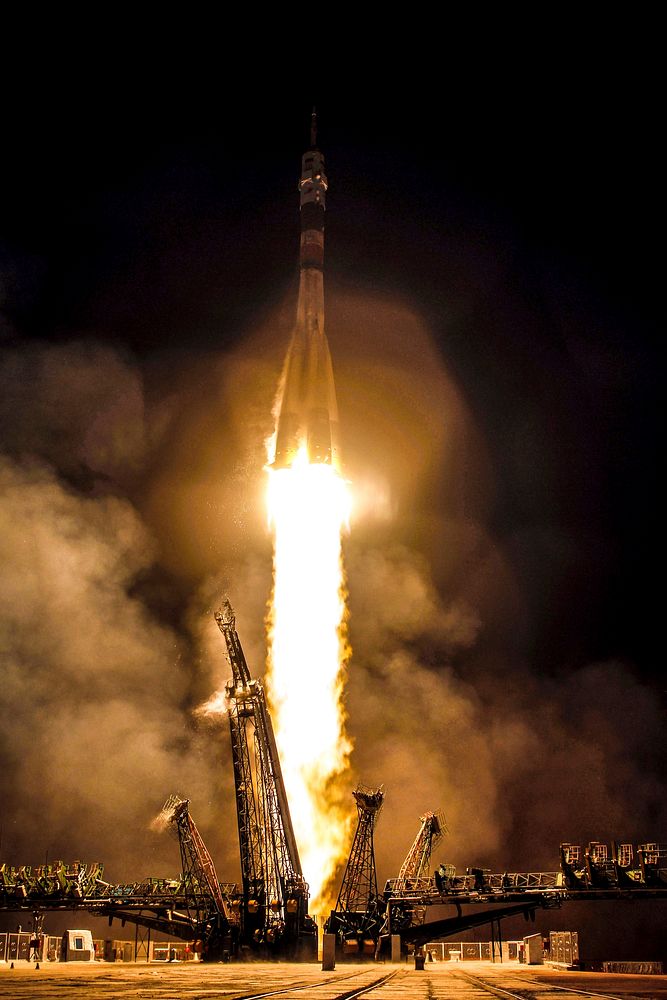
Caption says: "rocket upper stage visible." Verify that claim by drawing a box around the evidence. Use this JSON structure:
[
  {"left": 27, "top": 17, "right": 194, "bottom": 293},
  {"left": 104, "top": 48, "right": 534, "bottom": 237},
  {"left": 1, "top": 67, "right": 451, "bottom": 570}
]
[
  {"left": 299, "top": 116, "right": 327, "bottom": 271},
  {"left": 273, "top": 114, "right": 340, "bottom": 470}
]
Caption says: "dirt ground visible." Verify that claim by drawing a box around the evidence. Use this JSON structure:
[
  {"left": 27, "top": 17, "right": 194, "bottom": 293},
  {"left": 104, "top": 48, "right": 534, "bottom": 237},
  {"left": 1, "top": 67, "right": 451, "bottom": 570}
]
[{"left": 1, "top": 959, "right": 666, "bottom": 999}]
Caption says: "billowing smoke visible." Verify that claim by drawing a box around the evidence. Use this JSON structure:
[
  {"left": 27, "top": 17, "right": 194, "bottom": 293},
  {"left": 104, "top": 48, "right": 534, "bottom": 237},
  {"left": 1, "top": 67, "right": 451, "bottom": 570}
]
[
  {"left": 0, "top": 296, "right": 664, "bottom": 958},
  {"left": 345, "top": 542, "right": 666, "bottom": 876},
  {"left": 0, "top": 340, "right": 239, "bottom": 878},
  {"left": 0, "top": 340, "right": 148, "bottom": 482}
]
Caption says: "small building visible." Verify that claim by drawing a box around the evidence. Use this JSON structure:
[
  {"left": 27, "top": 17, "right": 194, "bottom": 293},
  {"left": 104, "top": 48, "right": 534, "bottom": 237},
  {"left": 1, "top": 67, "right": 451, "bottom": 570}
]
[
  {"left": 524, "top": 933, "right": 543, "bottom": 965},
  {"left": 61, "top": 929, "right": 95, "bottom": 961}
]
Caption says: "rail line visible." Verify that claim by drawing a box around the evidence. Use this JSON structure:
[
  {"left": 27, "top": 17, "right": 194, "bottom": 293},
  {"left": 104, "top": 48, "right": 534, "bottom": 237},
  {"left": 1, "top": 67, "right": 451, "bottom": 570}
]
[
  {"left": 236, "top": 969, "right": 400, "bottom": 1000},
  {"left": 456, "top": 970, "right": 626, "bottom": 1000},
  {"left": 230, "top": 968, "right": 634, "bottom": 1000}
]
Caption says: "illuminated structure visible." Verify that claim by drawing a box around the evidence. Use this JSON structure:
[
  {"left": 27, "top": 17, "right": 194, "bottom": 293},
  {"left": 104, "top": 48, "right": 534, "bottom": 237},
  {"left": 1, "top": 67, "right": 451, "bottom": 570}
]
[
  {"left": 161, "top": 795, "right": 237, "bottom": 957},
  {"left": 215, "top": 600, "right": 316, "bottom": 956},
  {"left": 325, "top": 785, "right": 384, "bottom": 953},
  {"left": 394, "top": 811, "right": 446, "bottom": 893}
]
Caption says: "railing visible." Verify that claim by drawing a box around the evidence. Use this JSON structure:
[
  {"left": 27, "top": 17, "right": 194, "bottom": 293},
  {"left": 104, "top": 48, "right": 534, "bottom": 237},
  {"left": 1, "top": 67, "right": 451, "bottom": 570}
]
[{"left": 0, "top": 861, "right": 240, "bottom": 914}]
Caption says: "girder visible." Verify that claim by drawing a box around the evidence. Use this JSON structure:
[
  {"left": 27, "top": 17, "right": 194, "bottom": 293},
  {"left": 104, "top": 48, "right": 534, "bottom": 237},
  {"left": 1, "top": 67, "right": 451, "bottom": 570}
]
[
  {"left": 325, "top": 785, "right": 384, "bottom": 948},
  {"left": 394, "top": 811, "right": 445, "bottom": 892},
  {"left": 160, "top": 796, "right": 236, "bottom": 930},
  {"left": 214, "top": 600, "right": 314, "bottom": 953}
]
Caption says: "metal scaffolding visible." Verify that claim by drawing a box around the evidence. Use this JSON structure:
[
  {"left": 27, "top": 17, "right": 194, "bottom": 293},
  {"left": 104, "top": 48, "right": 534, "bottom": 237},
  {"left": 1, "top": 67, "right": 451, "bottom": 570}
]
[
  {"left": 394, "top": 811, "right": 446, "bottom": 893},
  {"left": 215, "top": 600, "right": 315, "bottom": 955},
  {"left": 325, "top": 785, "right": 384, "bottom": 951},
  {"left": 159, "top": 794, "right": 237, "bottom": 956}
]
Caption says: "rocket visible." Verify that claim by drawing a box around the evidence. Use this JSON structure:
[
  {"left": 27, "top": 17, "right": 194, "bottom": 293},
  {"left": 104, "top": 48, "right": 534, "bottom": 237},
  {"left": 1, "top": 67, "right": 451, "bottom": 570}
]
[{"left": 273, "top": 111, "right": 339, "bottom": 470}]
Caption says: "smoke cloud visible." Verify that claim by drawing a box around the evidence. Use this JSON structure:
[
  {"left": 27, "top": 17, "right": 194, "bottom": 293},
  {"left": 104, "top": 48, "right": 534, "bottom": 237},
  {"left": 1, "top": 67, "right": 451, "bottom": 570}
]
[
  {"left": 0, "top": 297, "right": 664, "bottom": 959},
  {"left": 0, "top": 340, "right": 148, "bottom": 481},
  {"left": 345, "top": 540, "right": 666, "bottom": 876},
  {"left": 0, "top": 340, "right": 238, "bottom": 878}
]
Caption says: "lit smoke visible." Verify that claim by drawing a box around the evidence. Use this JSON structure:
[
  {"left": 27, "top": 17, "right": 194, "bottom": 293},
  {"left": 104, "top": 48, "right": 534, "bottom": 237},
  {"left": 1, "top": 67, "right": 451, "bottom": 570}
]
[
  {"left": 0, "top": 297, "right": 664, "bottom": 959},
  {"left": 0, "top": 340, "right": 148, "bottom": 481},
  {"left": 0, "top": 339, "right": 237, "bottom": 879},
  {"left": 0, "top": 450, "right": 219, "bottom": 870},
  {"left": 345, "top": 541, "right": 667, "bottom": 877}
]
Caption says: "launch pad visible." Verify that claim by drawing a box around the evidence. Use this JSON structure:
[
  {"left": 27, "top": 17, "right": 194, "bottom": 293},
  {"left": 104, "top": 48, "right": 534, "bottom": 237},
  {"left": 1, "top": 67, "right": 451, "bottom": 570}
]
[
  {"left": 2, "top": 603, "right": 666, "bottom": 963},
  {"left": 2, "top": 961, "right": 667, "bottom": 1000}
]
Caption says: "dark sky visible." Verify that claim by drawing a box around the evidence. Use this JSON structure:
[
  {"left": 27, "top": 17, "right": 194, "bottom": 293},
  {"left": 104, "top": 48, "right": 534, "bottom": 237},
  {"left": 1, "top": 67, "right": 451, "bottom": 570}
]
[
  {"left": 1, "top": 60, "right": 665, "bottom": 958},
  {"left": 2, "top": 78, "right": 661, "bottom": 674}
]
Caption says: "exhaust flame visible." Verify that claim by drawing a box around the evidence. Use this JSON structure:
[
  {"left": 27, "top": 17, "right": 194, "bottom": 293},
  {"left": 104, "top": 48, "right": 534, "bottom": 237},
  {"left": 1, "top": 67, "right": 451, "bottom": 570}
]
[{"left": 267, "top": 445, "right": 353, "bottom": 911}]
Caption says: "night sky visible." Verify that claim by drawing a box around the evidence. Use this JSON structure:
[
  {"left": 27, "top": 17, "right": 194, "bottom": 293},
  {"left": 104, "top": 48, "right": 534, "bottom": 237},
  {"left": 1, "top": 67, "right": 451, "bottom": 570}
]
[{"left": 1, "top": 60, "right": 664, "bottom": 959}]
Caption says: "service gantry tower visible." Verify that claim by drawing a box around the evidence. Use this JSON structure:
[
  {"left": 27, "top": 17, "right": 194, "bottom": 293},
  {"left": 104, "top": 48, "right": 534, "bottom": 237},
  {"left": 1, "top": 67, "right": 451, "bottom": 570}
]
[{"left": 215, "top": 600, "right": 316, "bottom": 955}]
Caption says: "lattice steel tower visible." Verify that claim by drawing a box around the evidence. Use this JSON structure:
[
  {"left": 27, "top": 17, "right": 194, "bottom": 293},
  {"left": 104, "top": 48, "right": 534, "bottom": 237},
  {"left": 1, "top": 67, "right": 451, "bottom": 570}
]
[
  {"left": 334, "top": 785, "right": 384, "bottom": 914},
  {"left": 394, "top": 811, "right": 446, "bottom": 892},
  {"left": 155, "top": 794, "right": 237, "bottom": 958},
  {"left": 215, "top": 600, "right": 315, "bottom": 955}
]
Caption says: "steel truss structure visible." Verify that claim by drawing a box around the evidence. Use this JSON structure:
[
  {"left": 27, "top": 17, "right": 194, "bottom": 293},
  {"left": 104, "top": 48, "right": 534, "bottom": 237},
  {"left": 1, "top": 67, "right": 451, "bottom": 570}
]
[
  {"left": 3, "top": 589, "right": 667, "bottom": 965},
  {"left": 0, "top": 857, "right": 239, "bottom": 945},
  {"left": 160, "top": 795, "right": 238, "bottom": 957},
  {"left": 0, "top": 603, "right": 317, "bottom": 960},
  {"left": 393, "top": 811, "right": 445, "bottom": 894},
  {"left": 215, "top": 600, "right": 316, "bottom": 956},
  {"left": 325, "top": 785, "right": 384, "bottom": 952},
  {"left": 380, "top": 839, "right": 667, "bottom": 955},
  {"left": 0, "top": 796, "right": 240, "bottom": 958}
]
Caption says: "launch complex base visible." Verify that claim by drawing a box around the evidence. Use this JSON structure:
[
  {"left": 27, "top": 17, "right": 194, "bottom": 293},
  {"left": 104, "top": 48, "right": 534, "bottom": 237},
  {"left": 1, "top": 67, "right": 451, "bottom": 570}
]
[
  {"left": 2, "top": 608, "right": 666, "bottom": 961},
  {"left": 2, "top": 960, "right": 667, "bottom": 1000}
]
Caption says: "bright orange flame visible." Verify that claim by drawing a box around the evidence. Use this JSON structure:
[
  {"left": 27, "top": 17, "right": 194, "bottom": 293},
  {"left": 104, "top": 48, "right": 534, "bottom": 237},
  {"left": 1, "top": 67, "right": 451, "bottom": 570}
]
[{"left": 267, "top": 446, "right": 353, "bottom": 911}]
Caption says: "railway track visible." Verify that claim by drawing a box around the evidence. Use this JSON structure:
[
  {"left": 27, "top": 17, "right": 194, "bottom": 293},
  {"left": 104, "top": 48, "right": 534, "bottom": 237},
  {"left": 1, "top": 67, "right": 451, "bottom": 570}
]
[
  {"left": 226, "top": 967, "right": 647, "bottom": 1000},
  {"left": 1, "top": 964, "right": 664, "bottom": 1000},
  {"left": 238, "top": 967, "right": 660, "bottom": 1000},
  {"left": 235, "top": 969, "right": 401, "bottom": 1000},
  {"left": 453, "top": 970, "right": 641, "bottom": 1000}
]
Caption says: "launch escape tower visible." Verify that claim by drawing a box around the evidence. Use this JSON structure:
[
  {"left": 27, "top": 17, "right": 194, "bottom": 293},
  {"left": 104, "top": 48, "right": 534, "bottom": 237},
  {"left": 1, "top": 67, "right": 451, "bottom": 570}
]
[
  {"left": 215, "top": 601, "right": 316, "bottom": 956},
  {"left": 325, "top": 785, "right": 385, "bottom": 952}
]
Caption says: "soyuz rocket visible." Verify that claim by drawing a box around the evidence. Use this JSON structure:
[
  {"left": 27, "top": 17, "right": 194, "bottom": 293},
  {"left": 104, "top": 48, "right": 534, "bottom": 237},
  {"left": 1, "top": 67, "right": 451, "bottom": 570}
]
[{"left": 273, "top": 112, "right": 339, "bottom": 470}]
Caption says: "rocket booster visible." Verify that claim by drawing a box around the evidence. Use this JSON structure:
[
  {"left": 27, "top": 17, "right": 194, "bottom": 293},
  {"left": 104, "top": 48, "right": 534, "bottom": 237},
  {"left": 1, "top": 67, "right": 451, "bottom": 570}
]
[{"left": 273, "top": 112, "right": 339, "bottom": 470}]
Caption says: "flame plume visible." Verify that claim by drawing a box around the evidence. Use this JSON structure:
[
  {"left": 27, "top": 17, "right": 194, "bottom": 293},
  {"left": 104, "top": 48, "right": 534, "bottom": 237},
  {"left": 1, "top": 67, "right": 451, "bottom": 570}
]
[{"left": 266, "top": 445, "right": 353, "bottom": 912}]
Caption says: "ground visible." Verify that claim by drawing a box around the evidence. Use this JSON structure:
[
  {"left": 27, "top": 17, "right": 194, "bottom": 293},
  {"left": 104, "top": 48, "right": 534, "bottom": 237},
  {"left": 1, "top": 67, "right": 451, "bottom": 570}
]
[{"left": 1, "top": 960, "right": 667, "bottom": 999}]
